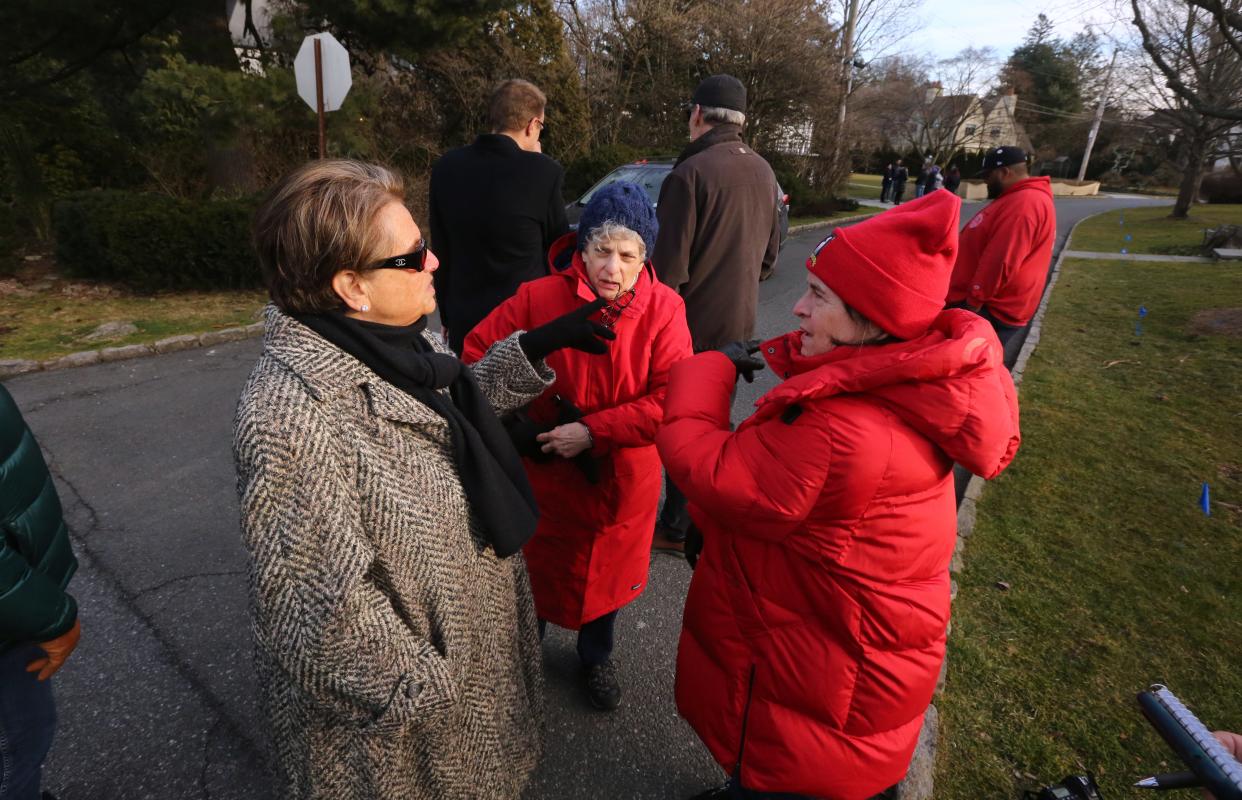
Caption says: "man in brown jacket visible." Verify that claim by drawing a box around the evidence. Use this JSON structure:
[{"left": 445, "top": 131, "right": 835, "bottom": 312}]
[{"left": 652, "top": 73, "right": 780, "bottom": 551}]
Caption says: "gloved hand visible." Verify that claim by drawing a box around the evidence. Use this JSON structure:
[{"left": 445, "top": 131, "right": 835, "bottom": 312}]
[
  {"left": 26, "top": 618, "right": 81, "bottom": 681},
  {"left": 685, "top": 523, "right": 704, "bottom": 569},
  {"left": 504, "top": 410, "right": 555, "bottom": 462},
  {"left": 519, "top": 298, "right": 616, "bottom": 363},
  {"left": 717, "top": 339, "right": 765, "bottom": 383}
]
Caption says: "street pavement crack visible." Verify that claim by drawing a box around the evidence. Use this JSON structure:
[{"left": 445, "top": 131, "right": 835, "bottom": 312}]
[{"left": 133, "top": 570, "right": 247, "bottom": 599}]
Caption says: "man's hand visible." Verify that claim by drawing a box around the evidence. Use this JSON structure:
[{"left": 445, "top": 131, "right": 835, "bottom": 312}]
[
  {"left": 537, "top": 422, "right": 592, "bottom": 458},
  {"left": 26, "top": 618, "right": 81, "bottom": 681}
]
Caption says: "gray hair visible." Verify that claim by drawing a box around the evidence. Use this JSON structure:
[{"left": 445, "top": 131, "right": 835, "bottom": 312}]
[
  {"left": 582, "top": 221, "right": 646, "bottom": 260},
  {"left": 700, "top": 105, "right": 746, "bottom": 127}
]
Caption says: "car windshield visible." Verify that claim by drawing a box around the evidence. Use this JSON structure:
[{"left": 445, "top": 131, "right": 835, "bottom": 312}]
[{"left": 578, "top": 164, "right": 669, "bottom": 206}]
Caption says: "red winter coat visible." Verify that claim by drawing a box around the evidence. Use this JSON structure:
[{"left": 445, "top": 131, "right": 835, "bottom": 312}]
[
  {"left": 463, "top": 234, "right": 693, "bottom": 629},
  {"left": 946, "top": 176, "right": 1056, "bottom": 327},
  {"left": 655, "top": 310, "right": 1020, "bottom": 799}
]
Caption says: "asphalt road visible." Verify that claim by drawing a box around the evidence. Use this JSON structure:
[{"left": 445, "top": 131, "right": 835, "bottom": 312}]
[{"left": 6, "top": 193, "right": 1165, "bottom": 800}]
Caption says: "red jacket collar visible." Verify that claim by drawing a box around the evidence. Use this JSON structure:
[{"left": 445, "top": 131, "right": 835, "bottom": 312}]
[{"left": 755, "top": 309, "right": 1020, "bottom": 478}]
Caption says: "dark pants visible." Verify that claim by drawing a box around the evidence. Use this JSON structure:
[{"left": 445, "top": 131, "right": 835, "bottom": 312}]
[
  {"left": 892, "top": 184, "right": 906, "bottom": 205},
  {"left": 0, "top": 645, "right": 57, "bottom": 800},
  {"left": 880, "top": 181, "right": 892, "bottom": 203},
  {"left": 976, "top": 306, "right": 1026, "bottom": 370},
  {"left": 539, "top": 610, "right": 618, "bottom": 667}
]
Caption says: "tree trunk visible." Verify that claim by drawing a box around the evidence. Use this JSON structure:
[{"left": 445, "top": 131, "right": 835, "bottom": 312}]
[{"left": 1172, "top": 131, "right": 1210, "bottom": 219}]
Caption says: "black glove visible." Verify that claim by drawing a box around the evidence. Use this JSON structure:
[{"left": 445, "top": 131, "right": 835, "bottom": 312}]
[
  {"left": 717, "top": 339, "right": 765, "bottom": 383},
  {"left": 519, "top": 298, "right": 616, "bottom": 363},
  {"left": 504, "top": 410, "right": 554, "bottom": 462},
  {"left": 554, "top": 396, "right": 600, "bottom": 485},
  {"left": 685, "top": 523, "right": 704, "bottom": 569}
]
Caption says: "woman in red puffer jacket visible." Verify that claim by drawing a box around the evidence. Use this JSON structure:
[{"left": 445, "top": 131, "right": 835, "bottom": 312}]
[{"left": 657, "top": 190, "right": 1021, "bottom": 800}]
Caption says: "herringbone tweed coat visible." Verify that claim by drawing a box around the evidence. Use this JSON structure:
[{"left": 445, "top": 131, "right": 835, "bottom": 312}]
[{"left": 233, "top": 306, "right": 552, "bottom": 800}]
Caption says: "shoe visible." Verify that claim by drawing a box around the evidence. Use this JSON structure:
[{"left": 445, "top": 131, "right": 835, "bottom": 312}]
[
  {"left": 585, "top": 660, "right": 622, "bottom": 710},
  {"left": 758, "top": 264, "right": 775, "bottom": 282},
  {"left": 687, "top": 784, "right": 731, "bottom": 800},
  {"left": 652, "top": 523, "right": 686, "bottom": 553}
]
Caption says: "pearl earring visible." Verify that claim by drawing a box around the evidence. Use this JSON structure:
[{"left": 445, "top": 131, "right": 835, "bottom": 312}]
[{"left": 360, "top": 304, "right": 370, "bottom": 312}]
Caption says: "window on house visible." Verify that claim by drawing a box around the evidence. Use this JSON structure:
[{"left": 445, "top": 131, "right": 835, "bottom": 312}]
[
  {"left": 990, "top": 127, "right": 1001, "bottom": 138},
  {"left": 965, "top": 125, "right": 977, "bottom": 135}
]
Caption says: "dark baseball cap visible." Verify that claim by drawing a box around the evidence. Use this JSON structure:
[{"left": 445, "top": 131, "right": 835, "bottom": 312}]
[
  {"left": 976, "top": 146, "right": 1028, "bottom": 177},
  {"left": 691, "top": 74, "right": 747, "bottom": 113}
]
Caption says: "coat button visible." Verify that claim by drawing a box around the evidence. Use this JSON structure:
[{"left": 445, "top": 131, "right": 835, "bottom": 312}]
[
  {"left": 406, "top": 682, "right": 422, "bottom": 699},
  {"left": 767, "top": 347, "right": 775, "bottom": 354}
]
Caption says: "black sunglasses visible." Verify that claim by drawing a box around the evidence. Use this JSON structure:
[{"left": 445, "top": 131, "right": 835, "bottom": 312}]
[{"left": 370, "top": 241, "right": 428, "bottom": 272}]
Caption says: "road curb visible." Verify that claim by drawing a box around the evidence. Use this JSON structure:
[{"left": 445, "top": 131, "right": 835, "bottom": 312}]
[
  {"left": 900, "top": 211, "right": 1099, "bottom": 800},
  {"left": 0, "top": 322, "right": 264, "bottom": 380},
  {"left": 787, "top": 210, "right": 883, "bottom": 235}
]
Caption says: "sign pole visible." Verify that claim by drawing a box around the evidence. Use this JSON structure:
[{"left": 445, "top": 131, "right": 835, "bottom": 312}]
[{"left": 314, "top": 37, "right": 326, "bottom": 159}]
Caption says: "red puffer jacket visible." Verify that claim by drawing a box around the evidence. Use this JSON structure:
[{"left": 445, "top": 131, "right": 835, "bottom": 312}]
[
  {"left": 655, "top": 310, "right": 1020, "bottom": 799},
  {"left": 463, "top": 233, "right": 693, "bottom": 629}
]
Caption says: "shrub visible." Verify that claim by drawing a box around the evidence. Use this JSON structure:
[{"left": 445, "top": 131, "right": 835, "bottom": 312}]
[
  {"left": 1199, "top": 169, "right": 1242, "bottom": 204},
  {"left": 0, "top": 202, "right": 17, "bottom": 274},
  {"left": 53, "top": 190, "right": 261, "bottom": 291}
]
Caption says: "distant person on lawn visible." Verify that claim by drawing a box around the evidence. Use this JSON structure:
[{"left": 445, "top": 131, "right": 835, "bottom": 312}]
[{"left": 946, "top": 146, "right": 1056, "bottom": 367}]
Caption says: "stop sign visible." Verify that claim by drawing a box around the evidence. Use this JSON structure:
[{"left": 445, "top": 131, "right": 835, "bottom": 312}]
[{"left": 294, "top": 33, "right": 351, "bottom": 113}]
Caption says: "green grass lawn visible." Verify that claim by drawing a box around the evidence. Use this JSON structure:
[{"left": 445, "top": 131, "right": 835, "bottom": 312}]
[
  {"left": 934, "top": 256, "right": 1242, "bottom": 799},
  {"left": 0, "top": 273, "right": 266, "bottom": 361},
  {"left": 789, "top": 204, "right": 886, "bottom": 228},
  {"left": 1070, "top": 204, "right": 1242, "bottom": 255},
  {"left": 847, "top": 172, "right": 884, "bottom": 194}
]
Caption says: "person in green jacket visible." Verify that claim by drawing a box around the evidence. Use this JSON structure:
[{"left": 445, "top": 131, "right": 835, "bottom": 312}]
[{"left": 1, "top": 382, "right": 80, "bottom": 800}]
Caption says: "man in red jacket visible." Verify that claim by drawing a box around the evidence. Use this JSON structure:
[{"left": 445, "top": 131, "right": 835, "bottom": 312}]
[{"left": 946, "top": 146, "right": 1055, "bottom": 367}]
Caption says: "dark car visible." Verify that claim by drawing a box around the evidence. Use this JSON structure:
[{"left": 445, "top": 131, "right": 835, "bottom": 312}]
[{"left": 566, "top": 159, "right": 790, "bottom": 252}]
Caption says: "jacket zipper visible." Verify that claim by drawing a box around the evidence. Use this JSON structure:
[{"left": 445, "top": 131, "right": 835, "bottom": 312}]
[{"left": 735, "top": 663, "right": 757, "bottom": 780}]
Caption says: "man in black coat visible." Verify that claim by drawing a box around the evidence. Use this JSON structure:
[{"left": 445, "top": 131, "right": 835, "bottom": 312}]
[
  {"left": 429, "top": 79, "right": 569, "bottom": 354},
  {"left": 881, "top": 163, "right": 894, "bottom": 203},
  {"left": 892, "top": 159, "right": 910, "bottom": 205}
]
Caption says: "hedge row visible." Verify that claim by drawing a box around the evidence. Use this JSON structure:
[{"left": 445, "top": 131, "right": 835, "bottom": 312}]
[{"left": 53, "top": 190, "right": 262, "bottom": 291}]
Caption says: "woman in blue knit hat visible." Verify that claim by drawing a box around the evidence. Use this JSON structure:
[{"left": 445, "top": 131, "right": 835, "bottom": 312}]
[{"left": 463, "top": 182, "right": 693, "bottom": 710}]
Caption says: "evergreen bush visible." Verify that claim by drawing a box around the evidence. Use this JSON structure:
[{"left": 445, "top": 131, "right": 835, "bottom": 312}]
[{"left": 53, "top": 190, "right": 260, "bottom": 291}]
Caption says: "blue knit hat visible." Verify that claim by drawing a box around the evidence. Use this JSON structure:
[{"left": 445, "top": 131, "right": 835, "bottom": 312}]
[{"left": 578, "top": 181, "right": 658, "bottom": 258}]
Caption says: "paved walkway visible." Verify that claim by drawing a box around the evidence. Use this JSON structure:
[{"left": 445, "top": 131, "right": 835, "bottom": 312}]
[{"left": 1061, "top": 249, "right": 1214, "bottom": 263}]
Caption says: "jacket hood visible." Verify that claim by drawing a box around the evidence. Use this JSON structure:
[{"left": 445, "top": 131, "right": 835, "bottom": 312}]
[
  {"left": 1003, "top": 175, "right": 1053, "bottom": 198},
  {"left": 757, "top": 309, "right": 1020, "bottom": 478}
]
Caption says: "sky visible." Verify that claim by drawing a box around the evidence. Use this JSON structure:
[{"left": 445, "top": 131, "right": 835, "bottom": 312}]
[{"left": 916, "top": 0, "right": 1125, "bottom": 62}]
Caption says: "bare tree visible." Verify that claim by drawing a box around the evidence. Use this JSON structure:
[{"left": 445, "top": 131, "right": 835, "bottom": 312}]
[
  {"left": 903, "top": 47, "right": 999, "bottom": 164},
  {"left": 1133, "top": 0, "right": 1242, "bottom": 120},
  {"left": 1129, "top": 0, "right": 1242, "bottom": 215}
]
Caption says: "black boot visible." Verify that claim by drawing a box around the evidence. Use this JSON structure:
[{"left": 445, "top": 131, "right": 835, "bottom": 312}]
[{"left": 584, "top": 659, "right": 622, "bottom": 710}]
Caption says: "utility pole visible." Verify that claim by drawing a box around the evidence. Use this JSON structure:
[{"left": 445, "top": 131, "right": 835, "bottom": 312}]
[
  {"left": 1077, "top": 49, "right": 1119, "bottom": 182},
  {"left": 830, "top": 0, "right": 860, "bottom": 179}
]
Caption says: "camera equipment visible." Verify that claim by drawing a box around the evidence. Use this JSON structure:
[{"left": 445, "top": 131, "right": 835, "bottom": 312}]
[{"left": 1024, "top": 773, "right": 1103, "bottom": 800}]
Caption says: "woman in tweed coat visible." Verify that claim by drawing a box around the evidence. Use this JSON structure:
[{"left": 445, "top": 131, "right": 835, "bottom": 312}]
[{"left": 233, "top": 160, "right": 613, "bottom": 799}]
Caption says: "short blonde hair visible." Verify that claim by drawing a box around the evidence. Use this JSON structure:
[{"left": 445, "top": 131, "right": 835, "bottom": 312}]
[
  {"left": 253, "top": 159, "right": 405, "bottom": 314},
  {"left": 488, "top": 79, "right": 546, "bottom": 134}
]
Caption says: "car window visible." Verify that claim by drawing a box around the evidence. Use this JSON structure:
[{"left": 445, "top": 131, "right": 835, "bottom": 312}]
[{"left": 579, "top": 165, "right": 669, "bottom": 206}]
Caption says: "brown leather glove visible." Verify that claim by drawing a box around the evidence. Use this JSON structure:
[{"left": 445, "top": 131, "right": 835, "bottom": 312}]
[{"left": 26, "top": 618, "right": 81, "bottom": 681}]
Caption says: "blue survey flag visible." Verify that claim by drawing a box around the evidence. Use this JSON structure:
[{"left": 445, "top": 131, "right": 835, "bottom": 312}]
[
  {"left": 1200, "top": 483, "right": 1211, "bottom": 515},
  {"left": 1139, "top": 306, "right": 1148, "bottom": 318}
]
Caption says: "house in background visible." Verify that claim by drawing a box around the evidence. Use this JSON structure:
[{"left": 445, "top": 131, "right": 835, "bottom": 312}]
[{"left": 912, "top": 85, "right": 1034, "bottom": 163}]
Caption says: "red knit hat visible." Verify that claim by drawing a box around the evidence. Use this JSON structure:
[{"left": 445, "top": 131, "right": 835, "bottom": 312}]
[{"left": 805, "top": 190, "right": 961, "bottom": 339}]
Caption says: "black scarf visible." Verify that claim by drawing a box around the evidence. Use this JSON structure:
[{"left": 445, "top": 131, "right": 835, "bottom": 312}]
[
  {"left": 294, "top": 311, "right": 538, "bottom": 558},
  {"left": 674, "top": 123, "right": 744, "bottom": 168}
]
